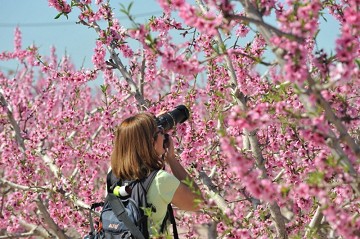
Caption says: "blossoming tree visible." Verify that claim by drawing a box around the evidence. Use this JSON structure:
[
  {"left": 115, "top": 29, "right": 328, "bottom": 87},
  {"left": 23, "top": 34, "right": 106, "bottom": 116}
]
[{"left": 1, "top": 0, "right": 359, "bottom": 238}]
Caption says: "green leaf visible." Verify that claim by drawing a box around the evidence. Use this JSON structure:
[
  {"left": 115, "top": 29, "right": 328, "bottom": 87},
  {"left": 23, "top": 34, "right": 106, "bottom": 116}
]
[
  {"left": 100, "top": 84, "right": 109, "bottom": 94},
  {"left": 280, "top": 186, "right": 290, "bottom": 197},
  {"left": 306, "top": 171, "right": 324, "bottom": 186},
  {"left": 71, "top": 0, "right": 80, "bottom": 7},
  {"left": 355, "top": 58, "right": 360, "bottom": 69},
  {"left": 325, "top": 155, "right": 337, "bottom": 167},
  {"left": 128, "top": 1, "right": 133, "bottom": 12},
  {"left": 54, "top": 12, "right": 63, "bottom": 19}
]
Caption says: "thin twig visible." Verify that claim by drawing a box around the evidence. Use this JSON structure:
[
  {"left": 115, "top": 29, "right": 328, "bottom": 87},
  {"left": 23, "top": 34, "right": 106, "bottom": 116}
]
[{"left": 226, "top": 14, "right": 304, "bottom": 42}]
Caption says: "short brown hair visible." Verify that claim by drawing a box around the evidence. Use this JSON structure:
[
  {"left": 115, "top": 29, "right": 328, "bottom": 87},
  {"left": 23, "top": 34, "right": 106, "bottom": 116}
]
[{"left": 111, "top": 112, "right": 164, "bottom": 180}]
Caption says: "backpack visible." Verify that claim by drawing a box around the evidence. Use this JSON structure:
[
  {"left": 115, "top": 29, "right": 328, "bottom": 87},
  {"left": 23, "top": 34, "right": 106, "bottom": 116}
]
[{"left": 84, "top": 170, "right": 179, "bottom": 239}]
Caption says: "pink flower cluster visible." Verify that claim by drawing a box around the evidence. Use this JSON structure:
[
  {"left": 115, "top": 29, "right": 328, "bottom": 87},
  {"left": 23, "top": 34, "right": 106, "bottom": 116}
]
[
  {"left": 179, "top": 3, "right": 223, "bottom": 36},
  {"left": 255, "top": 0, "right": 276, "bottom": 16},
  {"left": 161, "top": 50, "right": 202, "bottom": 77},
  {"left": 228, "top": 103, "right": 273, "bottom": 132},
  {"left": 323, "top": 205, "right": 360, "bottom": 239},
  {"left": 272, "top": 36, "right": 310, "bottom": 84},
  {"left": 128, "top": 25, "right": 149, "bottom": 46},
  {"left": 78, "top": 2, "right": 112, "bottom": 23},
  {"left": 92, "top": 40, "right": 106, "bottom": 69},
  {"left": 158, "top": 0, "right": 223, "bottom": 36},
  {"left": 333, "top": 1, "right": 360, "bottom": 81},
  {"left": 235, "top": 24, "right": 250, "bottom": 38},
  {"left": 48, "top": 0, "right": 71, "bottom": 14},
  {"left": 14, "top": 27, "right": 22, "bottom": 51},
  {"left": 276, "top": 1, "right": 321, "bottom": 37},
  {"left": 220, "top": 137, "right": 279, "bottom": 202}
]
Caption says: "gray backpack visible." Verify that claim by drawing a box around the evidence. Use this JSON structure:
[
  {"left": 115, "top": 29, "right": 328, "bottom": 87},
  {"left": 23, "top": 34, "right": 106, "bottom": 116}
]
[{"left": 84, "top": 170, "right": 178, "bottom": 239}]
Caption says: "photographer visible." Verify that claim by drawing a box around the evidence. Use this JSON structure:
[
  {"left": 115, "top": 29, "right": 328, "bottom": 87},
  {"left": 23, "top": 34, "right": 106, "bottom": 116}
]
[{"left": 110, "top": 112, "right": 203, "bottom": 236}]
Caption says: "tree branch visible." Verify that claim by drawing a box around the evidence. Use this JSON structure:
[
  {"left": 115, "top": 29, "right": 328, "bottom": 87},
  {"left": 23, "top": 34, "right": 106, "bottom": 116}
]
[
  {"left": 35, "top": 196, "right": 69, "bottom": 239},
  {"left": 70, "top": 123, "right": 104, "bottom": 181},
  {"left": 225, "top": 14, "right": 304, "bottom": 43},
  {"left": 0, "top": 178, "right": 48, "bottom": 192},
  {"left": 305, "top": 205, "right": 323, "bottom": 237},
  {"left": 193, "top": 1, "right": 289, "bottom": 237},
  {"left": 237, "top": 0, "right": 360, "bottom": 235},
  {"left": 0, "top": 219, "right": 52, "bottom": 238},
  {"left": 0, "top": 90, "right": 25, "bottom": 154},
  {"left": 195, "top": 168, "right": 229, "bottom": 212},
  {"left": 308, "top": 75, "right": 360, "bottom": 160},
  {"left": 78, "top": 19, "right": 147, "bottom": 110},
  {"left": 238, "top": 0, "right": 360, "bottom": 160}
]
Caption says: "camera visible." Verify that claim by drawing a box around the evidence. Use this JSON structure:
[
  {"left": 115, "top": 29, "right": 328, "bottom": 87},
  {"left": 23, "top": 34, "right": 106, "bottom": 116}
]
[
  {"left": 156, "top": 105, "right": 190, "bottom": 148},
  {"left": 156, "top": 105, "right": 190, "bottom": 131}
]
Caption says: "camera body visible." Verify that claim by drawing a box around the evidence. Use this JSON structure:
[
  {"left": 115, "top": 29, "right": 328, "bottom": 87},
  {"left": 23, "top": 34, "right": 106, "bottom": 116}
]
[{"left": 155, "top": 105, "right": 190, "bottom": 148}]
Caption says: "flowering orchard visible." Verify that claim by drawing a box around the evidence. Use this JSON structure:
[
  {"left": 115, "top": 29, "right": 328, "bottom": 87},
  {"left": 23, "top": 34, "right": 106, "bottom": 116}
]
[{"left": 1, "top": 0, "right": 359, "bottom": 238}]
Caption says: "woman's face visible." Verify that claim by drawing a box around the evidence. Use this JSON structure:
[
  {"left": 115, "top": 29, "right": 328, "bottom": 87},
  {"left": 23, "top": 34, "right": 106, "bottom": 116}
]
[{"left": 153, "top": 127, "right": 165, "bottom": 156}]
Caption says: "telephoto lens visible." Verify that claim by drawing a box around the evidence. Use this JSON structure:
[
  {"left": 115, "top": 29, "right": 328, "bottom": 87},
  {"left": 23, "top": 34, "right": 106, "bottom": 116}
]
[{"left": 156, "top": 105, "right": 190, "bottom": 131}]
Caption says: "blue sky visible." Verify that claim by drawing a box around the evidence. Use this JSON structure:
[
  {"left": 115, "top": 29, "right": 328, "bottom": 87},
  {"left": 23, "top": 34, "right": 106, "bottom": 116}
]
[
  {"left": 0, "top": 0, "right": 340, "bottom": 75},
  {"left": 0, "top": 0, "right": 163, "bottom": 72}
]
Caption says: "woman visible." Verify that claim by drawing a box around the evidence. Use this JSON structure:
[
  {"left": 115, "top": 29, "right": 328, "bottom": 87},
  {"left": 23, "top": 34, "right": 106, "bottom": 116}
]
[{"left": 110, "top": 112, "right": 203, "bottom": 236}]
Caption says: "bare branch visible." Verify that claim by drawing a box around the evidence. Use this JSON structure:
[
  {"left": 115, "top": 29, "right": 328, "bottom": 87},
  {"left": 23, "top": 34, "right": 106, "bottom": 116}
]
[
  {"left": 0, "top": 178, "right": 48, "bottom": 192},
  {"left": 35, "top": 196, "right": 70, "bottom": 239},
  {"left": 272, "top": 168, "right": 285, "bottom": 182},
  {"left": 0, "top": 90, "right": 25, "bottom": 154},
  {"left": 40, "top": 153, "right": 60, "bottom": 178},
  {"left": 268, "top": 202, "right": 288, "bottom": 239},
  {"left": 305, "top": 206, "right": 323, "bottom": 237},
  {"left": 195, "top": 168, "right": 229, "bottom": 212}
]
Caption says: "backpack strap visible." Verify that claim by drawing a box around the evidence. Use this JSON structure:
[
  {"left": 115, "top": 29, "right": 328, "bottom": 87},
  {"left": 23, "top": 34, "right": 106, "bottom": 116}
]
[
  {"left": 167, "top": 204, "right": 179, "bottom": 239},
  {"left": 107, "top": 193, "right": 146, "bottom": 239},
  {"left": 106, "top": 170, "right": 117, "bottom": 193},
  {"left": 141, "top": 170, "right": 159, "bottom": 192},
  {"left": 106, "top": 170, "right": 158, "bottom": 193},
  {"left": 160, "top": 204, "right": 179, "bottom": 239},
  {"left": 87, "top": 202, "right": 105, "bottom": 238}
]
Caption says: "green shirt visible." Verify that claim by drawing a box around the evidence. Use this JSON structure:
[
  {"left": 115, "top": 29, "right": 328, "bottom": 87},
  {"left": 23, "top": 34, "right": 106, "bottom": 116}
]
[{"left": 146, "top": 170, "right": 180, "bottom": 233}]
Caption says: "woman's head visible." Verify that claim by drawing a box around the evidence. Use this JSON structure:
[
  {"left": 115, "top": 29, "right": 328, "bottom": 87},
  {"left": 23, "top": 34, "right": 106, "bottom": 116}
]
[{"left": 111, "top": 112, "right": 165, "bottom": 180}]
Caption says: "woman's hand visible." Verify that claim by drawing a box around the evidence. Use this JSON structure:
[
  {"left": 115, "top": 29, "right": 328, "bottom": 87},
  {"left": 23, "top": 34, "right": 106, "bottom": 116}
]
[{"left": 164, "top": 134, "right": 176, "bottom": 163}]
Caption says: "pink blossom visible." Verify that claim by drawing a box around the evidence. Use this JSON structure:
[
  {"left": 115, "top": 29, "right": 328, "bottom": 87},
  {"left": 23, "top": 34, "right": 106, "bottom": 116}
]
[
  {"left": 48, "top": 0, "right": 71, "bottom": 13},
  {"left": 178, "top": 3, "right": 223, "bottom": 36},
  {"left": 14, "top": 27, "right": 22, "bottom": 51},
  {"left": 235, "top": 24, "right": 250, "bottom": 37},
  {"left": 92, "top": 40, "right": 106, "bottom": 69}
]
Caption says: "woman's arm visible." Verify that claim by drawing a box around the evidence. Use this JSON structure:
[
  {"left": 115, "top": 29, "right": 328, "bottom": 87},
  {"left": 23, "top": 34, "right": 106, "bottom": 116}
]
[{"left": 164, "top": 136, "right": 203, "bottom": 211}]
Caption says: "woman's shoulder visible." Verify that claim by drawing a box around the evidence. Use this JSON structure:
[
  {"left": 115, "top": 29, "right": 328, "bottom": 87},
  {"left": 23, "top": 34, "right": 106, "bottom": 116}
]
[
  {"left": 149, "top": 169, "right": 180, "bottom": 203},
  {"left": 150, "top": 169, "right": 180, "bottom": 191},
  {"left": 154, "top": 169, "right": 179, "bottom": 184}
]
